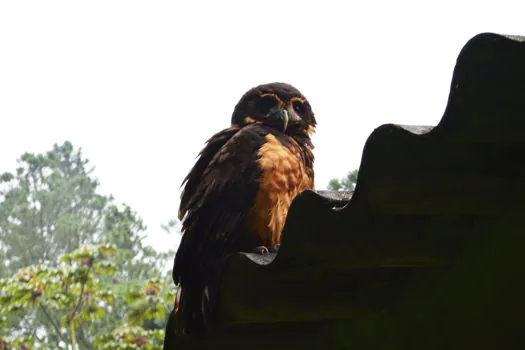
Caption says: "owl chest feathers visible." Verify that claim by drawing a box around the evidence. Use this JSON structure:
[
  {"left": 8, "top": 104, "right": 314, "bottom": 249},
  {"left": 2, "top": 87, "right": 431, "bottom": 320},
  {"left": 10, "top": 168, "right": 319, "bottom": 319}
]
[{"left": 247, "top": 133, "right": 314, "bottom": 246}]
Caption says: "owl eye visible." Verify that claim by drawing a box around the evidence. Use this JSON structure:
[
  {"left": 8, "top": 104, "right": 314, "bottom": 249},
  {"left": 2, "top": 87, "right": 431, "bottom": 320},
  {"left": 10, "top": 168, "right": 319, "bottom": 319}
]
[
  {"left": 257, "top": 95, "right": 278, "bottom": 112},
  {"left": 293, "top": 102, "right": 303, "bottom": 114}
]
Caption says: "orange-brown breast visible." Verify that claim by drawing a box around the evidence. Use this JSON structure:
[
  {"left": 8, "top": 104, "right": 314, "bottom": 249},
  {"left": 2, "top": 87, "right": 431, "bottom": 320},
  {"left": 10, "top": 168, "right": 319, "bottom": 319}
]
[{"left": 247, "top": 134, "right": 314, "bottom": 247}]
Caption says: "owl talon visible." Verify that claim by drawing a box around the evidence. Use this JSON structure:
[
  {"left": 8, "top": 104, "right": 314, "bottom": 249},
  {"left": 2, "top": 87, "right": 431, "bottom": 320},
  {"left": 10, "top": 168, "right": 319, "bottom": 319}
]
[{"left": 252, "top": 246, "right": 270, "bottom": 256}]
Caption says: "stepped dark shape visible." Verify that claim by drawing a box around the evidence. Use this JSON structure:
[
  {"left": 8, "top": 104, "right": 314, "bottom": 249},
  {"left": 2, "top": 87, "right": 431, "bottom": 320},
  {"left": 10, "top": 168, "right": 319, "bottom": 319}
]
[{"left": 164, "top": 33, "right": 525, "bottom": 349}]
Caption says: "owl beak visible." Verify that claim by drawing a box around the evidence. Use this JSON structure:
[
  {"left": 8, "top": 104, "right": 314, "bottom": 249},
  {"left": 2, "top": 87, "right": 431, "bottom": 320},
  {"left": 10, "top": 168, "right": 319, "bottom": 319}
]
[
  {"left": 265, "top": 106, "right": 289, "bottom": 132},
  {"left": 281, "top": 109, "right": 289, "bottom": 132}
]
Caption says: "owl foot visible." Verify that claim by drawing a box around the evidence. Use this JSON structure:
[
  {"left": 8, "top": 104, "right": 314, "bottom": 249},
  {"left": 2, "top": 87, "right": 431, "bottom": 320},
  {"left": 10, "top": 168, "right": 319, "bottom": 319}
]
[
  {"left": 270, "top": 244, "right": 280, "bottom": 252},
  {"left": 252, "top": 246, "right": 270, "bottom": 256}
]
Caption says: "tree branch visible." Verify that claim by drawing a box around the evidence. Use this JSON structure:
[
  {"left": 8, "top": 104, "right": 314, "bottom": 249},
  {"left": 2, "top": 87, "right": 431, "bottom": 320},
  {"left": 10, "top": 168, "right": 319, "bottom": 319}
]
[
  {"left": 39, "top": 302, "right": 69, "bottom": 345},
  {"left": 68, "top": 266, "right": 90, "bottom": 324},
  {"left": 77, "top": 325, "right": 94, "bottom": 350}
]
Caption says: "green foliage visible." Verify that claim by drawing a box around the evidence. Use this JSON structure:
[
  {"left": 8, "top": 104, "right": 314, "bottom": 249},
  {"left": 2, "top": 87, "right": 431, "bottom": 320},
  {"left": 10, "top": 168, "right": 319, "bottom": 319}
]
[
  {"left": 125, "top": 279, "right": 177, "bottom": 326},
  {"left": 95, "top": 279, "right": 176, "bottom": 349},
  {"left": 327, "top": 169, "right": 359, "bottom": 191},
  {"left": 0, "top": 142, "right": 176, "bottom": 349},
  {"left": 0, "top": 245, "right": 176, "bottom": 349},
  {"left": 0, "top": 141, "right": 108, "bottom": 274},
  {"left": 0, "top": 244, "right": 116, "bottom": 348},
  {"left": 0, "top": 335, "right": 34, "bottom": 350},
  {"left": 94, "top": 324, "right": 164, "bottom": 349}
]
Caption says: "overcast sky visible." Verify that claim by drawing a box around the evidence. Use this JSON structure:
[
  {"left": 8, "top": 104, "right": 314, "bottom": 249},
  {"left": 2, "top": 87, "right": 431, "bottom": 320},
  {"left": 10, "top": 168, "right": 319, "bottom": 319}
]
[{"left": 1, "top": 1, "right": 524, "bottom": 252}]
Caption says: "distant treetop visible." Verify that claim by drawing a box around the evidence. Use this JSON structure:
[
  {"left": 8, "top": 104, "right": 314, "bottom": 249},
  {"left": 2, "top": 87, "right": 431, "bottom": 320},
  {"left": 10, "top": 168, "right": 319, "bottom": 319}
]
[{"left": 327, "top": 169, "right": 358, "bottom": 191}]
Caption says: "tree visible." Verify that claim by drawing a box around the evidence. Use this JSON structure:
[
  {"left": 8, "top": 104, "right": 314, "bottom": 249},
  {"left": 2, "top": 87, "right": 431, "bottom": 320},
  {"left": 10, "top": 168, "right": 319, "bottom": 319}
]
[
  {"left": 0, "top": 244, "right": 116, "bottom": 349},
  {"left": 0, "top": 141, "right": 174, "bottom": 348},
  {"left": 0, "top": 141, "right": 108, "bottom": 274},
  {"left": 327, "top": 169, "right": 359, "bottom": 191},
  {"left": 94, "top": 205, "right": 174, "bottom": 340},
  {"left": 94, "top": 278, "right": 175, "bottom": 349},
  {"left": 0, "top": 245, "right": 175, "bottom": 349}
]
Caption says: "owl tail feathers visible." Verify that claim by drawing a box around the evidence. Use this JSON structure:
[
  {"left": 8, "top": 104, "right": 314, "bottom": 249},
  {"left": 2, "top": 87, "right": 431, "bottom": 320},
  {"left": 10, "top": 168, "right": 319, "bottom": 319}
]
[{"left": 164, "top": 280, "right": 217, "bottom": 343}]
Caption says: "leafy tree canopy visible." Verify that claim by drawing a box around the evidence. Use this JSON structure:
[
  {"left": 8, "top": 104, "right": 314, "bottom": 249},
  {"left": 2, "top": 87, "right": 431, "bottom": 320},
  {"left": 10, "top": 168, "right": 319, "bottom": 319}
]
[
  {"left": 327, "top": 169, "right": 359, "bottom": 191},
  {"left": 0, "top": 141, "right": 176, "bottom": 349},
  {"left": 0, "top": 245, "right": 175, "bottom": 349}
]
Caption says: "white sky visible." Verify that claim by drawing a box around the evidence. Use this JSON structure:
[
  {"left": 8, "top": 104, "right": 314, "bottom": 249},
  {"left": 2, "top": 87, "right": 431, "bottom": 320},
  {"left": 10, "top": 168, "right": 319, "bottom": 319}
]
[{"left": 1, "top": 1, "right": 524, "bottom": 253}]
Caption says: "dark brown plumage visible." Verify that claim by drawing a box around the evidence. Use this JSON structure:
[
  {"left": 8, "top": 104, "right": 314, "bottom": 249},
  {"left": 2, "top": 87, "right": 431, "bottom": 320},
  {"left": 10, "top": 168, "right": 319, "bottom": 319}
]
[{"left": 164, "top": 82, "right": 316, "bottom": 342}]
